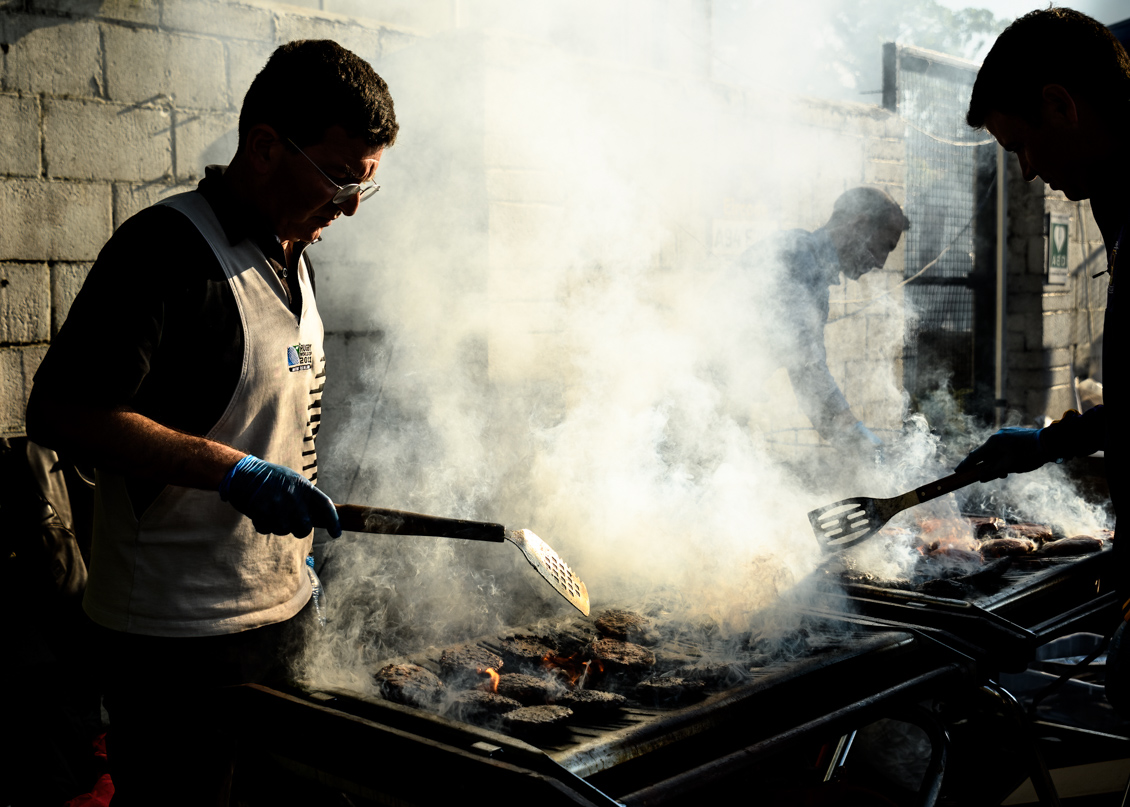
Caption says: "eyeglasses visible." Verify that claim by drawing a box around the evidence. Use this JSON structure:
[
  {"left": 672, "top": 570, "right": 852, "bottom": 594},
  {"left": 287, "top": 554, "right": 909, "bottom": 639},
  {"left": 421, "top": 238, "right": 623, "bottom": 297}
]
[{"left": 285, "top": 137, "right": 380, "bottom": 204}]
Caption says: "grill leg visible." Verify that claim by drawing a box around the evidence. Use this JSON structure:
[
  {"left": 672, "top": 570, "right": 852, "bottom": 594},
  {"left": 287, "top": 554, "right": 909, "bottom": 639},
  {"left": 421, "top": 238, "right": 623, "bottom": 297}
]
[{"left": 979, "top": 682, "right": 1061, "bottom": 807}]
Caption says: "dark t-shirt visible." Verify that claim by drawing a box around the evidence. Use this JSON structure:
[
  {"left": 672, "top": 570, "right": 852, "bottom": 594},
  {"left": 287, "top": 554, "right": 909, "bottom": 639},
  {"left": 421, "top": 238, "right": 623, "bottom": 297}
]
[{"left": 33, "top": 167, "right": 314, "bottom": 511}]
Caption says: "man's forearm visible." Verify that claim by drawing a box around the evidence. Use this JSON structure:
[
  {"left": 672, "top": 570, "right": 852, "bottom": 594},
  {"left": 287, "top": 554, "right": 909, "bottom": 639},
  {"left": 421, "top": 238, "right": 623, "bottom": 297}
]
[{"left": 26, "top": 388, "right": 244, "bottom": 491}]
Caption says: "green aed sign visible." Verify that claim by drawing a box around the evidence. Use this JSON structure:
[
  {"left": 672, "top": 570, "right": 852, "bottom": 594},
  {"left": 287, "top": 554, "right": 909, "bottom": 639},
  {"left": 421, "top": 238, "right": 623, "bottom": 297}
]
[{"left": 1047, "top": 214, "right": 1069, "bottom": 285}]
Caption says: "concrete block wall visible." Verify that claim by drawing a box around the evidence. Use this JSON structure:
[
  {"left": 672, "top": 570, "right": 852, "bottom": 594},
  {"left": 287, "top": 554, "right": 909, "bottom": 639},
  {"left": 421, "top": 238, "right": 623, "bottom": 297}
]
[
  {"left": 1, "top": 0, "right": 905, "bottom": 466},
  {"left": 0, "top": 0, "right": 422, "bottom": 436},
  {"left": 1003, "top": 157, "right": 1105, "bottom": 425}
]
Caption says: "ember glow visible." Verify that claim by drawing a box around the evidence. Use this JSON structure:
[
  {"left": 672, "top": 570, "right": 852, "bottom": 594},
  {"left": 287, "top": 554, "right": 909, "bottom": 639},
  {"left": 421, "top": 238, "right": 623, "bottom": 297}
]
[{"left": 541, "top": 651, "right": 598, "bottom": 689}]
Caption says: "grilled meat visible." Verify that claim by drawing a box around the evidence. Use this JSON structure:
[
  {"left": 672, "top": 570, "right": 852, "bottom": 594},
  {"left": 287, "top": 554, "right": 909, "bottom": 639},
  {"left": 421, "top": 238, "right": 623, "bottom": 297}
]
[
  {"left": 594, "top": 609, "right": 657, "bottom": 644},
  {"left": 980, "top": 536, "right": 1036, "bottom": 559},
  {"left": 496, "top": 673, "right": 563, "bottom": 704},
  {"left": 446, "top": 690, "right": 522, "bottom": 721},
  {"left": 374, "top": 663, "right": 444, "bottom": 707},
  {"left": 590, "top": 637, "right": 657, "bottom": 675},
  {"left": 502, "top": 705, "right": 574, "bottom": 734},
  {"left": 552, "top": 688, "right": 627, "bottom": 714},
  {"left": 635, "top": 676, "right": 707, "bottom": 705},
  {"left": 1039, "top": 535, "right": 1104, "bottom": 557},
  {"left": 439, "top": 645, "right": 503, "bottom": 681},
  {"left": 497, "top": 635, "right": 558, "bottom": 669},
  {"left": 1002, "top": 523, "right": 1055, "bottom": 543}
]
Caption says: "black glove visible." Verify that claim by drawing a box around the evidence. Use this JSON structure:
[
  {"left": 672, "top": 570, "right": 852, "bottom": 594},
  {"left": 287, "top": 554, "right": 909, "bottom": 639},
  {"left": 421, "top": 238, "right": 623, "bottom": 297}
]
[
  {"left": 219, "top": 455, "right": 341, "bottom": 539},
  {"left": 954, "top": 427, "right": 1050, "bottom": 481}
]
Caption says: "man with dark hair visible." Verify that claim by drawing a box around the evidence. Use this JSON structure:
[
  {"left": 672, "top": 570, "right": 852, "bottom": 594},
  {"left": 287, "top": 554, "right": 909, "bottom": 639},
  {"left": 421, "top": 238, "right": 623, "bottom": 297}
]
[
  {"left": 26, "top": 39, "right": 397, "bottom": 804},
  {"left": 954, "top": 8, "right": 1130, "bottom": 710},
  {"left": 740, "top": 186, "right": 909, "bottom": 456}
]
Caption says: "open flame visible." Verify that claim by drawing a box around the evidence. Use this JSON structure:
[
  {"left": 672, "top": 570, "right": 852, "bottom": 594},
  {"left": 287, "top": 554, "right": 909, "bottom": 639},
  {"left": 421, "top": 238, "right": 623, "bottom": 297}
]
[
  {"left": 480, "top": 667, "right": 500, "bottom": 693},
  {"left": 541, "top": 651, "right": 603, "bottom": 688}
]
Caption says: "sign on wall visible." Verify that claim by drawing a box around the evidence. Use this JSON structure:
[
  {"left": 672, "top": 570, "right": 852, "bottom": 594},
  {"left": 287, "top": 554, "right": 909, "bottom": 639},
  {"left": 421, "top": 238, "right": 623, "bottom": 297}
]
[{"left": 1046, "top": 213, "right": 1070, "bottom": 286}]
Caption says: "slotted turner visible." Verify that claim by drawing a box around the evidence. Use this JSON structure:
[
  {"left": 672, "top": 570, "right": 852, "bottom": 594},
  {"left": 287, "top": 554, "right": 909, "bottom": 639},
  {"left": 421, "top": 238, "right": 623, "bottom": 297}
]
[
  {"left": 807, "top": 467, "right": 984, "bottom": 551},
  {"left": 334, "top": 504, "right": 590, "bottom": 616}
]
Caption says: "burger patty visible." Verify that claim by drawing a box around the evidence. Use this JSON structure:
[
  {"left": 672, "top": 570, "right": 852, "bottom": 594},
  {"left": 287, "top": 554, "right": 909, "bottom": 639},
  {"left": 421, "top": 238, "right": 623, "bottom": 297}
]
[
  {"left": 439, "top": 645, "right": 504, "bottom": 680},
  {"left": 594, "top": 609, "right": 655, "bottom": 643},
  {"left": 496, "top": 673, "right": 562, "bottom": 704},
  {"left": 502, "top": 705, "right": 574, "bottom": 732},
  {"left": 590, "top": 638, "right": 657, "bottom": 674},
  {"left": 374, "top": 663, "right": 444, "bottom": 707},
  {"left": 552, "top": 688, "right": 627, "bottom": 714},
  {"left": 446, "top": 690, "right": 522, "bottom": 721}
]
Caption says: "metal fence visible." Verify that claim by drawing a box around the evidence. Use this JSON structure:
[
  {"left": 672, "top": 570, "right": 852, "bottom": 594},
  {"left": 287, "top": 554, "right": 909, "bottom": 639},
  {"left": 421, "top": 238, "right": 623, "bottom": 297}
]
[{"left": 883, "top": 43, "right": 1000, "bottom": 420}]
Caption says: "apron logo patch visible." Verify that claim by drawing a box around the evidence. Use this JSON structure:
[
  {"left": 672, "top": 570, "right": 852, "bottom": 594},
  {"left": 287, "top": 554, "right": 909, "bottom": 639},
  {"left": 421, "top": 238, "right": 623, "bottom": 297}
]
[{"left": 287, "top": 343, "right": 313, "bottom": 372}]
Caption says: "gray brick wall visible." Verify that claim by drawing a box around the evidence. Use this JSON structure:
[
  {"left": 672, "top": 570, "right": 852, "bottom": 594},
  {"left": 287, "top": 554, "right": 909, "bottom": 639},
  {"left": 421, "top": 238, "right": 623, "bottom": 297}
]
[
  {"left": 0, "top": 0, "right": 399, "bottom": 436},
  {"left": 1002, "top": 156, "right": 1106, "bottom": 425},
  {"left": 0, "top": 0, "right": 907, "bottom": 460}
]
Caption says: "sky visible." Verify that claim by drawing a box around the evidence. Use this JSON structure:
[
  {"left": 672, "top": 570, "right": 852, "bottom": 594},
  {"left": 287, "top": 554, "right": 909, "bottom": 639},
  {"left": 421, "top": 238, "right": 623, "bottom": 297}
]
[{"left": 936, "top": 0, "right": 1129, "bottom": 24}]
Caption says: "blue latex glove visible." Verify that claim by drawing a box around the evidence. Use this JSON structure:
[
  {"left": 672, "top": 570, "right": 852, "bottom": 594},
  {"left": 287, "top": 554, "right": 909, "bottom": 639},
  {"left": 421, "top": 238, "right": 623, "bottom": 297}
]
[
  {"left": 954, "top": 427, "right": 1049, "bottom": 481},
  {"left": 219, "top": 455, "right": 341, "bottom": 539}
]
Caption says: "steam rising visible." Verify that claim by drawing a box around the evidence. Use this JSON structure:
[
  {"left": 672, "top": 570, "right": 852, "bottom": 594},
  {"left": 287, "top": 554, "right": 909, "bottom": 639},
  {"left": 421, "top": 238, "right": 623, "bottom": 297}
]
[{"left": 293, "top": 5, "right": 1109, "bottom": 690}]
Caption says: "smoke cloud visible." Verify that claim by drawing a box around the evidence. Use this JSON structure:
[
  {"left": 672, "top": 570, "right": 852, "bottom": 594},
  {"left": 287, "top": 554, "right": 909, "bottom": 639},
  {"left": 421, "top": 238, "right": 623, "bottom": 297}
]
[{"left": 292, "top": 2, "right": 1107, "bottom": 690}]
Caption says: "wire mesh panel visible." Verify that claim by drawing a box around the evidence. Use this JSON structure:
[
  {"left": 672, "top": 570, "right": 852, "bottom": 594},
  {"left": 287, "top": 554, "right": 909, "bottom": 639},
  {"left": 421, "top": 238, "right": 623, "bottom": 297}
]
[{"left": 884, "top": 44, "right": 998, "bottom": 411}]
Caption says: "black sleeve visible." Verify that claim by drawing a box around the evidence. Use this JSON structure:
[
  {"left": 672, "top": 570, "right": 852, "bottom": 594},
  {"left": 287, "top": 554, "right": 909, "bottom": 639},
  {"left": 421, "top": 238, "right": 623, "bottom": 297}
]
[
  {"left": 1040, "top": 406, "right": 1106, "bottom": 459},
  {"left": 33, "top": 207, "right": 221, "bottom": 409}
]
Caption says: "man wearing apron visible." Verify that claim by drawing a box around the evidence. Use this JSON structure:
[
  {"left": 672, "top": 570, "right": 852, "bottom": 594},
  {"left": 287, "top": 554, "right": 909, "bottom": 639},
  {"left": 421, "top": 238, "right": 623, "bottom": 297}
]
[
  {"left": 26, "top": 40, "right": 398, "bottom": 804},
  {"left": 954, "top": 9, "right": 1130, "bottom": 712}
]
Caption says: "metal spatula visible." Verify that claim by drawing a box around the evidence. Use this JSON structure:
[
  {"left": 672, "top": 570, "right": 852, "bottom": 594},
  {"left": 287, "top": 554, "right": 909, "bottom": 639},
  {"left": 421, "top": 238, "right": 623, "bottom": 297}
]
[
  {"left": 334, "top": 504, "right": 590, "bottom": 616},
  {"left": 806, "top": 467, "right": 984, "bottom": 551}
]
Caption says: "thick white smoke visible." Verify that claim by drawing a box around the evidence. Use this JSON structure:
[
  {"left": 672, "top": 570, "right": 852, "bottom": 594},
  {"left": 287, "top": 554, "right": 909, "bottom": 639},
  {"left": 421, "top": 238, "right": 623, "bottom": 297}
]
[{"left": 293, "top": 3, "right": 1108, "bottom": 690}]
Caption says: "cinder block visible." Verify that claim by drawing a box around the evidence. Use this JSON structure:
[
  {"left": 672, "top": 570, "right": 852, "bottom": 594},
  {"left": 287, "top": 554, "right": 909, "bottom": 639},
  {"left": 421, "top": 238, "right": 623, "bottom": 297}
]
[
  {"left": 104, "top": 26, "right": 228, "bottom": 109},
  {"left": 0, "top": 262, "right": 50, "bottom": 342},
  {"left": 0, "top": 178, "right": 111, "bottom": 261},
  {"left": 29, "top": 0, "right": 160, "bottom": 25},
  {"left": 0, "top": 94, "right": 40, "bottom": 177},
  {"left": 1040, "top": 291, "right": 1074, "bottom": 311},
  {"left": 161, "top": 0, "right": 273, "bottom": 40},
  {"left": 1041, "top": 310, "right": 1073, "bottom": 350},
  {"left": 227, "top": 40, "right": 276, "bottom": 104},
  {"left": 1043, "top": 385, "right": 1077, "bottom": 421},
  {"left": 1, "top": 15, "right": 102, "bottom": 97},
  {"left": 274, "top": 12, "right": 383, "bottom": 63},
  {"left": 865, "top": 160, "right": 904, "bottom": 186},
  {"left": 45, "top": 99, "right": 172, "bottom": 182},
  {"left": 175, "top": 110, "right": 238, "bottom": 180},
  {"left": 323, "top": 0, "right": 454, "bottom": 32},
  {"left": 112, "top": 181, "right": 196, "bottom": 229},
  {"left": 865, "top": 138, "right": 904, "bottom": 163},
  {"left": 51, "top": 261, "right": 91, "bottom": 332},
  {"left": 0, "top": 344, "right": 47, "bottom": 437}
]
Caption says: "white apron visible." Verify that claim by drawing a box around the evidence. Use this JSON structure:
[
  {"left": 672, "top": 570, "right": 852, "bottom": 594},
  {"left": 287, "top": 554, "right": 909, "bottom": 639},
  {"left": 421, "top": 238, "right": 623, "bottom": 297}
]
[{"left": 83, "top": 192, "right": 326, "bottom": 637}]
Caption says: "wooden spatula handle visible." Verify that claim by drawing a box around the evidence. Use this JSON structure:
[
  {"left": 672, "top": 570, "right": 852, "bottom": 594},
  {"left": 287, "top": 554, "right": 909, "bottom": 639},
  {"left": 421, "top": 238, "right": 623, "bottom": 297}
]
[{"left": 334, "top": 504, "right": 506, "bottom": 542}]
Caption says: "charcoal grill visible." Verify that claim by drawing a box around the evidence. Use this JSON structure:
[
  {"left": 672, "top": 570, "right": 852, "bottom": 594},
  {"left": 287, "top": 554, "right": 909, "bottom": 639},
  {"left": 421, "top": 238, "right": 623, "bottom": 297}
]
[{"left": 217, "top": 544, "right": 1120, "bottom": 806}]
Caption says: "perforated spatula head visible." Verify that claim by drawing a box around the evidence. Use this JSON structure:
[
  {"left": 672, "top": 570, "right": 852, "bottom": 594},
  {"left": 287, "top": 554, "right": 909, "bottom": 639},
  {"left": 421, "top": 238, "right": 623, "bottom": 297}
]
[{"left": 506, "top": 529, "right": 590, "bottom": 616}]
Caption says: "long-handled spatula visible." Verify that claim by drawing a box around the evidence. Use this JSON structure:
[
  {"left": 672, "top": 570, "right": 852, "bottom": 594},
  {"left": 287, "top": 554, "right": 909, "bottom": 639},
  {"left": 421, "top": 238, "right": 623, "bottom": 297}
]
[
  {"left": 807, "top": 467, "right": 984, "bottom": 551},
  {"left": 334, "top": 504, "right": 590, "bottom": 616}
]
